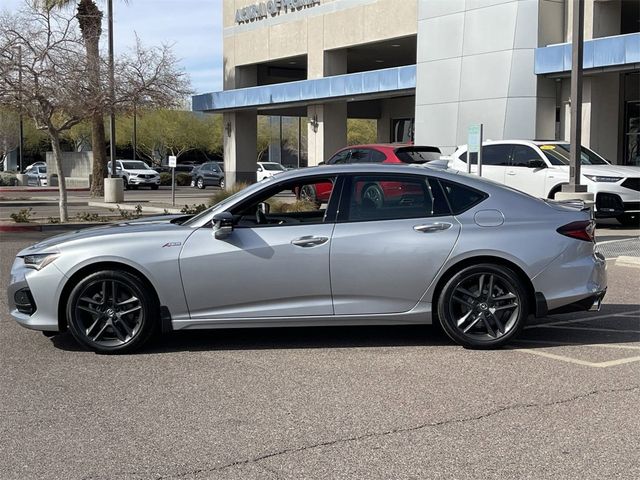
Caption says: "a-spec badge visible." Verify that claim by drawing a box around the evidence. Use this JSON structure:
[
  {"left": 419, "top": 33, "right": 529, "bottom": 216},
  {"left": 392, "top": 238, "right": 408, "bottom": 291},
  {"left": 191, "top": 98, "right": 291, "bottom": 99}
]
[{"left": 162, "top": 242, "right": 182, "bottom": 248}]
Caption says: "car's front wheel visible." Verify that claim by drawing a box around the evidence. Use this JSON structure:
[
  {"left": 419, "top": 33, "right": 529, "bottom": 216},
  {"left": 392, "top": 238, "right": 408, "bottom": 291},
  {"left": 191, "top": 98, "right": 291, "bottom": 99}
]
[
  {"left": 196, "top": 177, "right": 205, "bottom": 189},
  {"left": 437, "top": 264, "right": 528, "bottom": 349},
  {"left": 66, "top": 270, "right": 157, "bottom": 354}
]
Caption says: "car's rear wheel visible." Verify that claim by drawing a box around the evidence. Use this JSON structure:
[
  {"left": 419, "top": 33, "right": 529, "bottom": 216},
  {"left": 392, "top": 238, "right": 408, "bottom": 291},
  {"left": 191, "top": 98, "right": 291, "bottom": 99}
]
[
  {"left": 66, "top": 270, "right": 157, "bottom": 354},
  {"left": 122, "top": 177, "right": 129, "bottom": 190},
  {"left": 219, "top": 178, "right": 225, "bottom": 189},
  {"left": 362, "top": 183, "right": 384, "bottom": 208},
  {"left": 197, "top": 177, "right": 205, "bottom": 189},
  {"left": 437, "top": 264, "right": 528, "bottom": 349}
]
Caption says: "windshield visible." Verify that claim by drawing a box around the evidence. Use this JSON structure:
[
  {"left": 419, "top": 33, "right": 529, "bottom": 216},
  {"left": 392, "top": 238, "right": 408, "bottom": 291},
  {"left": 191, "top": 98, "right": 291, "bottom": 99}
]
[
  {"left": 182, "top": 181, "right": 267, "bottom": 226},
  {"left": 121, "top": 161, "right": 150, "bottom": 170},
  {"left": 539, "top": 144, "right": 609, "bottom": 166},
  {"left": 262, "top": 163, "right": 285, "bottom": 171}
]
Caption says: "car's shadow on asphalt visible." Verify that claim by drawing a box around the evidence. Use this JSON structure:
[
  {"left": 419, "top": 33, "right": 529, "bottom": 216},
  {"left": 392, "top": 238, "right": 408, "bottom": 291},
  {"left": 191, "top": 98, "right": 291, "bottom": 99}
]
[{"left": 49, "top": 303, "right": 640, "bottom": 354}]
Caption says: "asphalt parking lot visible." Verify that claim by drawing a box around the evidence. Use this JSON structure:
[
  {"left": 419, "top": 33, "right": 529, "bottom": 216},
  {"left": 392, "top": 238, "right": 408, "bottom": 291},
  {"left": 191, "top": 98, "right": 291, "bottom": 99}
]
[{"left": 1, "top": 231, "right": 639, "bottom": 479}]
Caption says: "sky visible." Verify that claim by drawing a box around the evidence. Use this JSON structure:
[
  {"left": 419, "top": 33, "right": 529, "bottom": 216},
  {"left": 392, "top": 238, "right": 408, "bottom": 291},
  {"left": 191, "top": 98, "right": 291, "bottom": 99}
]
[{"left": 3, "top": 0, "right": 224, "bottom": 95}]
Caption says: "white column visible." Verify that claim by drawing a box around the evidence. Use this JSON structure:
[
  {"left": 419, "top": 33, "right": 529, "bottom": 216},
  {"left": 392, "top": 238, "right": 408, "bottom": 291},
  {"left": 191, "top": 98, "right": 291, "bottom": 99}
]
[
  {"left": 223, "top": 109, "right": 257, "bottom": 187},
  {"left": 307, "top": 103, "right": 347, "bottom": 166}
]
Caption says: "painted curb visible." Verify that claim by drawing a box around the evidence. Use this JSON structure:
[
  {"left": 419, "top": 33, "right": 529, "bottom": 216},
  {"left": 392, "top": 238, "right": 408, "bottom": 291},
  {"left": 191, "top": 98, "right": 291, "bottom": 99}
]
[
  {"left": 0, "top": 222, "right": 106, "bottom": 233},
  {"left": 0, "top": 187, "right": 89, "bottom": 193}
]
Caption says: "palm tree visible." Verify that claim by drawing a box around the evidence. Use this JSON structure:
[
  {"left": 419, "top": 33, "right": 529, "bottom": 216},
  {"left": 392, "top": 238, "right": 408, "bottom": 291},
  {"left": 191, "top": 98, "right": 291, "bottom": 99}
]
[{"left": 47, "top": 0, "right": 107, "bottom": 197}]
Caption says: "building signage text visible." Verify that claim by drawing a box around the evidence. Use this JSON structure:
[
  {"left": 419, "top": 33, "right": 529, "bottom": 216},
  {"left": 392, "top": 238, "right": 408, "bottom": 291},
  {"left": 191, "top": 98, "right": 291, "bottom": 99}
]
[{"left": 236, "top": 0, "right": 321, "bottom": 24}]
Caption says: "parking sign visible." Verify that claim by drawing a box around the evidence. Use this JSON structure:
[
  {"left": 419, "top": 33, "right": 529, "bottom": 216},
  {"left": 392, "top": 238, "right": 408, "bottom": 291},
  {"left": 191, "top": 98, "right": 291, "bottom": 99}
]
[{"left": 168, "top": 156, "right": 177, "bottom": 168}]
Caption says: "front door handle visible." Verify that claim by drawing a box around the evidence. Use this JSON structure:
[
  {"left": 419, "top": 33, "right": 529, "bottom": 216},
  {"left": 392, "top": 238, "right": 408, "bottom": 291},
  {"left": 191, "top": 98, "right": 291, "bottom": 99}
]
[
  {"left": 506, "top": 170, "right": 516, "bottom": 176},
  {"left": 291, "top": 236, "right": 329, "bottom": 247},
  {"left": 413, "top": 223, "right": 452, "bottom": 233}
]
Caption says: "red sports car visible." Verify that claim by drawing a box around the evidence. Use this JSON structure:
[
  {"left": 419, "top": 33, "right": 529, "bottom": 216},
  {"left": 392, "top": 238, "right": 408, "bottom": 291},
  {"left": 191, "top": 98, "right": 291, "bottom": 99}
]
[{"left": 300, "top": 144, "right": 442, "bottom": 206}]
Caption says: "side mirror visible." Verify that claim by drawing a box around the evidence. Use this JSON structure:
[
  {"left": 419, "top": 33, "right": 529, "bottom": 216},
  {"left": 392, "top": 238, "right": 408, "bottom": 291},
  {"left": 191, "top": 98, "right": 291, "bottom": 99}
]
[
  {"left": 318, "top": 161, "right": 325, "bottom": 166},
  {"left": 213, "top": 211, "right": 234, "bottom": 239},
  {"left": 528, "top": 159, "right": 546, "bottom": 169},
  {"left": 257, "top": 167, "right": 263, "bottom": 172}
]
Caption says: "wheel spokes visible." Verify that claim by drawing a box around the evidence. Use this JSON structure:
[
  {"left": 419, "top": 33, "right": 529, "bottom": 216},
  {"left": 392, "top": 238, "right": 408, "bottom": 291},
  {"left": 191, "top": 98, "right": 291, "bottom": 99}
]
[
  {"left": 75, "top": 279, "right": 144, "bottom": 347},
  {"left": 451, "top": 272, "right": 520, "bottom": 341}
]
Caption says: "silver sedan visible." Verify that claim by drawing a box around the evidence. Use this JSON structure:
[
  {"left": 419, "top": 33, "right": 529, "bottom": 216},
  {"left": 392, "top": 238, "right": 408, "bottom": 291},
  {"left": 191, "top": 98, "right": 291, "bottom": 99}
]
[{"left": 7, "top": 164, "right": 607, "bottom": 353}]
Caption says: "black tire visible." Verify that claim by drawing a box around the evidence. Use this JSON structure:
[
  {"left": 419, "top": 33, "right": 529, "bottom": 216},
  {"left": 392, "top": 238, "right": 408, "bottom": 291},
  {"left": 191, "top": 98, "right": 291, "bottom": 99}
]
[
  {"left": 66, "top": 270, "right": 158, "bottom": 354},
  {"left": 122, "top": 177, "right": 129, "bottom": 190},
  {"left": 437, "top": 264, "right": 529, "bottom": 349},
  {"left": 196, "top": 177, "right": 205, "bottom": 189},
  {"left": 300, "top": 184, "right": 317, "bottom": 203},
  {"left": 219, "top": 178, "right": 225, "bottom": 189},
  {"left": 361, "top": 183, "right": 384, "bottom": 208},
  {"left": 616, "top": 213, "right": 640, "bottom": 228}
]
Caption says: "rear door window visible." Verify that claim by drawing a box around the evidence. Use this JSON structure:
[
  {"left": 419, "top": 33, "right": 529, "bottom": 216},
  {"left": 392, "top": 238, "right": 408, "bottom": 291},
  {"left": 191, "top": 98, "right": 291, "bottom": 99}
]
[
  {"left": 437, "top": 179, "right": 487, "bottom": 214},
  {"left": 327, "top": 150, "right": 351, "bottom": 165}
]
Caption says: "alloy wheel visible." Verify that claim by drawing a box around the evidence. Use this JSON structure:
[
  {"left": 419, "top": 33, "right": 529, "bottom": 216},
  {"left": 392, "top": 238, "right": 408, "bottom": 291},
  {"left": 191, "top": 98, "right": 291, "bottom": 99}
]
[
  {"left": 73, "top": 279, "right": 144, "bottom": 348},
  {"left": 447, "top": 272, "right": 520, "bottom": 341}
]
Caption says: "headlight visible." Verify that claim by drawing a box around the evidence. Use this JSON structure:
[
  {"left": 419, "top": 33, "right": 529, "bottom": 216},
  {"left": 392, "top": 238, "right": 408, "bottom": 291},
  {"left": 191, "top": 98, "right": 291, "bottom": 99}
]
[
  {"left": 584, "top": 175, "right": 622, "bottom": 183},
  {"left": 23, "top": 253, "right": 59, "bottom": 270}
]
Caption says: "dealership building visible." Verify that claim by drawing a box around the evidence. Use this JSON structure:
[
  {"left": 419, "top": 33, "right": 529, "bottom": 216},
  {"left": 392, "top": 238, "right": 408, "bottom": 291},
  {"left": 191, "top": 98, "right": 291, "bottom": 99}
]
[{"left": 192, "top": 0, "right": 640, "bottom": 185}]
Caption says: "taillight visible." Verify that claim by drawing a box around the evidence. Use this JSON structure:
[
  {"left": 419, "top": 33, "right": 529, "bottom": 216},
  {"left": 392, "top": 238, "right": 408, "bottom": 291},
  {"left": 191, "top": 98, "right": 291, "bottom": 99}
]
[{"left": 557, "top": 220, "right": 595, "bottom": 242}]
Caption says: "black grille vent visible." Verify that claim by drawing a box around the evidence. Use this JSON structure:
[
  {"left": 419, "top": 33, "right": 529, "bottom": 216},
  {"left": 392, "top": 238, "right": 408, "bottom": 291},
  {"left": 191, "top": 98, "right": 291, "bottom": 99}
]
[{"left": 622, "top": 178, "right": 640, "bottom": 192}]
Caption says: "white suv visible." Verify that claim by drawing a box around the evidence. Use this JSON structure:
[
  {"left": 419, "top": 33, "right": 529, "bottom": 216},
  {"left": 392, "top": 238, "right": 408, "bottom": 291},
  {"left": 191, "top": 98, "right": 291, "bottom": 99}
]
[
  {"left": 115, "top": 160, "right": 160, "bottom": 190},
  {"left": 449, "top": 140, "right": 640, "bottom": 226}
]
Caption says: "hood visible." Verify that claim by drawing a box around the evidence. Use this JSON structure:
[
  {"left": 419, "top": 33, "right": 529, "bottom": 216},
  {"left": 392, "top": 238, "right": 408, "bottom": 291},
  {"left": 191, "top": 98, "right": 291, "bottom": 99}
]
[
  {"left": 580, "top": 164, "right": 640, "bottom": 178},
  {"left": 127, "top": 169, "right": 159, "bottom": 175},
  {"left": 21, "top": 215, "right": 191, "bottom": 254}
]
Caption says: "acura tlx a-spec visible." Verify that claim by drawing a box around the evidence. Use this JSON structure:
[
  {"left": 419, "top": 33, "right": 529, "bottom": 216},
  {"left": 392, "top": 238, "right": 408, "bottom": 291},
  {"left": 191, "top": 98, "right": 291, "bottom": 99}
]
[{"left": 8, "top": 164, "right": 606, "bottom": 353}]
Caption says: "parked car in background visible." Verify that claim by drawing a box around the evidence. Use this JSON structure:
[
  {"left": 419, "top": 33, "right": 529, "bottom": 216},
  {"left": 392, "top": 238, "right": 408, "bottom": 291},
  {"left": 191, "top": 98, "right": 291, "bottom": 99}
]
[
  {"left": 8, "top": 164, "right": 606, "bottom": 353},
  {"left": 257, "top": 162, "right": 286, "bottom": 181},
  {"left": 449, "top": 141, "right": 640, "bottom": 226},
  {"left": 157, "top": 164, "right": 195, "bottom": 175},
  {"left": 115, "top": 160, "right": 160, "bottom": 190},
  {"left": 190, "top": 162, "right": 224, "bottom": 189},
  {"left": 26, "top": 166, "right": 47, "bottom": 186},
  {"left": 23, "top": 161, "right": 46, "bottom": 174},
  {"left": 304, "top": 144, "right": 444, "bottom": 204},
  {"left": 324, "top": 144, "right": 442, "bottom": 165}
]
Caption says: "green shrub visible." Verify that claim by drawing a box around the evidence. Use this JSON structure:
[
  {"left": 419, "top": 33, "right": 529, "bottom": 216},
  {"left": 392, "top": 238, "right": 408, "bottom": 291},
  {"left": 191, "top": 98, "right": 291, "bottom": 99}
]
[
  {"left": 10, "top": 208, "right": 33, "bottom": 223},
  {"left": 208, "top": 182, "right": 249, "bottom": 207},
  {"left": 0, "top": 172, "right": 18, "bottom": 186},
  {"left": 180, "top": 203, "right": 208, "bottom": 215},
  {"left": 159, "top": 172, "right": 172, "bottom": 186},
  {"left": 175, "top": 172, "right": 192, "bottom": 186}
]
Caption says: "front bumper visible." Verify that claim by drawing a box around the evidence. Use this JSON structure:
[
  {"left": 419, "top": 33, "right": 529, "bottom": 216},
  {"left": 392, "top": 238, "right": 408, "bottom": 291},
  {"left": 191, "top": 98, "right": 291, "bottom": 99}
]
[
  {"left": 129, "top": 176, "right": 160, "bottom": 185},
  {"left": 7, "top": 257, "right": 67, "bottom": 332}
]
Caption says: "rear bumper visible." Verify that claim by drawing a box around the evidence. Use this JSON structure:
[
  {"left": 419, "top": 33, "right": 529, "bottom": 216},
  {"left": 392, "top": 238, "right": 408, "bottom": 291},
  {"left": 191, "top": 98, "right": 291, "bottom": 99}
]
[
  {"left": 547, "top": 289, "right": 607, "bottom": 315},
  {"left": 532, "top": 250, "right": 607, "bottom": 313}
]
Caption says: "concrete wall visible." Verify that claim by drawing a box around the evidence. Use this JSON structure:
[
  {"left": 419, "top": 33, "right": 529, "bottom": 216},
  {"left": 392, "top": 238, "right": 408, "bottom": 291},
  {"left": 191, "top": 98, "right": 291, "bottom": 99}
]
[
  {"left": 414, "top": 0, "right": 563, "bottom": 153},
  {"left": 377, "top": 96, "right": 416, "bottom": 142},
  {"left": 45, "top": 151, "right": 93, "bottom": 187},
  {"left": 224, "top": 0, "right": 418, "bottom": 86}
]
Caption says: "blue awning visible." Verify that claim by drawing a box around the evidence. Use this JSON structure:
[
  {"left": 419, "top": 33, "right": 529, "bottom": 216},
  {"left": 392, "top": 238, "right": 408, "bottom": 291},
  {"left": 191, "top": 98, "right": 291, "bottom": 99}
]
[
  {"left": 535, "top": 32, "right": 640, "bottom": 75},
  {"left": 192, "top": 65, "right": 416, "bottom": 112}
]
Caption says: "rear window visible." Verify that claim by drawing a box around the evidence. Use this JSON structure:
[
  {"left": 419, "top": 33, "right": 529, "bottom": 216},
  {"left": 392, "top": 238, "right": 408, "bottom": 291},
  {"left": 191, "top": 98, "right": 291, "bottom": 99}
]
[
  {"left": 395, "top": 146, "right": 441, "bottom": 164},
  {"left": 437, "top": 179, "right": 487, "bottom": 214}
]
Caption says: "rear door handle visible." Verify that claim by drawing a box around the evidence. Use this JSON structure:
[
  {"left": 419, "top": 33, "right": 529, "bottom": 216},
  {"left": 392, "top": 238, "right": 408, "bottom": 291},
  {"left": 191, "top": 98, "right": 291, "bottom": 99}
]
[
  {"left": 506, "top": 170, "right": 516, "bottom": 176},
  {"left": 413, "top": 223, "right": 452, "bottom": 233},
  {"left": 291, "top": 236, "right": 329, "bottom": 247}
]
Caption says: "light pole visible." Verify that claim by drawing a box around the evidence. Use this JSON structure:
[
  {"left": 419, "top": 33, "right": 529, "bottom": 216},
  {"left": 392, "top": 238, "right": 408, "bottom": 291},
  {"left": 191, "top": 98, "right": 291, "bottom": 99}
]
[
  {"left": 568, "top": 0, "right": 584, "bottom": 191},
  {"left": 17, "top": 45, "right": 24, "bottom": 172},
  {"left": 108, "top": 0, "right": 116, "bottom": 177}
]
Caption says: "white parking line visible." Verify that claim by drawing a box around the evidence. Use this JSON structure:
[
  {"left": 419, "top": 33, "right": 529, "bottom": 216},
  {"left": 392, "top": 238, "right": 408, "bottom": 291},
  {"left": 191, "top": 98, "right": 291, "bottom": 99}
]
[
  {"left": 516, "top": 348, "right": 640, "bottom": 368},
  {"left": 515, "top": 339, "right": 640, "bottom": 350}
]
